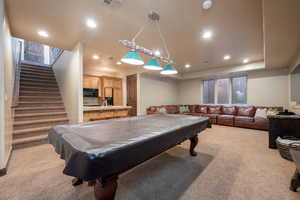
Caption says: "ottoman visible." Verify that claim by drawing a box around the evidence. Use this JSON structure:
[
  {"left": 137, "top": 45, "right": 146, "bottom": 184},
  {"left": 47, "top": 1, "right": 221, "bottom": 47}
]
[
  {"left": 289, "top": 142, "right": 300, "bottom": 192},
  {"left": 276, "top": 137, "right": 299, "bottom": 161}
]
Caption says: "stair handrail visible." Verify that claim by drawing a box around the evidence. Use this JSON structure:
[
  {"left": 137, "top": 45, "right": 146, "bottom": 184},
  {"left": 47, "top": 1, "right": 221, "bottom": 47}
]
[{"left": 11, "top": 40, "right": 23, "bottom": 108}]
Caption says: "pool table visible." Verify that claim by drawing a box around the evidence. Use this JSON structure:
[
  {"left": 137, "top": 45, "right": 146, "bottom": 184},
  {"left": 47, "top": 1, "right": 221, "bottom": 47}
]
[{"left": 48, "top": 114, "right": 211, "bottom": 200}]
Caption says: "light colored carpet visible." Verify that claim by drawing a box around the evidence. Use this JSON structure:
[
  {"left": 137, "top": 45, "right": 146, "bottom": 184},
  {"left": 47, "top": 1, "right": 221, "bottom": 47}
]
[{"left": 1, "top": 125, "right": 299, "bottom": 200}]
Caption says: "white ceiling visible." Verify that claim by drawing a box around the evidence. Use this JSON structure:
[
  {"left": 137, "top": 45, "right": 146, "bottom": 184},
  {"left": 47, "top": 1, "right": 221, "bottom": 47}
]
[{"left": 5, "top": 0, "right": 300, "bottom": 76}]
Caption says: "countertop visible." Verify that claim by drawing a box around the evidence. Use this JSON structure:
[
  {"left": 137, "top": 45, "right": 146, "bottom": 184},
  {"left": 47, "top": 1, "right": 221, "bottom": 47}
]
[
  {"left": 268, "top": 115, "right": 300, "bottom": 119},
  {"left": 83, "top": 106, "right": 132, "bottom": 111}
]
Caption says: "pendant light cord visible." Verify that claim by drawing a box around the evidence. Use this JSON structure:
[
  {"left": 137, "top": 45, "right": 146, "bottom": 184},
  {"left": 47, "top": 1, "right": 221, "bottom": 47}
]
[
  {"left": 155, "top": 21, "right": 171, "bottom": 59},
  {"left": 132, "top": 20, "right": 150, "bottom": 42}
]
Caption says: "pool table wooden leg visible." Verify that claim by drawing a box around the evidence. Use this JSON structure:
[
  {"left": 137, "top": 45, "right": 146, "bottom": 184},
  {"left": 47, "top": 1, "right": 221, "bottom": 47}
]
[
  {"left": 189, "top": 135, "right": 198, "bottom": 156},
  {"left": 72, "top": 178, "right": 83, "bottom": 186},
  {"left": 94, "top": 176, "right": 118, "bottom": 200}
]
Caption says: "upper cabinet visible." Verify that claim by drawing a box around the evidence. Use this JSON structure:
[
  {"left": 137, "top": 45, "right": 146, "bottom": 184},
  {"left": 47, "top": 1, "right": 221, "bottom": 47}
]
[
  {"left": 103, "top": 77, "right": 114, "bottom": 88},
  {"left": 83, "top": 76, "right": 99, "bottom": 89},
  {"left": 113, "top": 79, "right": 122, "bottom": 89}
]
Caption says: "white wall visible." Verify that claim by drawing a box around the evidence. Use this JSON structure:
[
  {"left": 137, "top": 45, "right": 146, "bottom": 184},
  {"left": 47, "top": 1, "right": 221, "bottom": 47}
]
[
  {"left": 139, "top": 73, "right": 178, "bottom": 115},
  {"left": 0, "top": 0, "right": 14, "bottom": 170},
  {"left": 0, "top": 0, "right": 5, "bottom": 170},
  {"left": 52, "top": 43, "right": 84, "bottom": 124}
]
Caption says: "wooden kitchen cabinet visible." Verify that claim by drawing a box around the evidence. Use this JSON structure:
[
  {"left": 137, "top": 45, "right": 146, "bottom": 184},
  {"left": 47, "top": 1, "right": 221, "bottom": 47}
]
[
  {"left": 83, "top": 75, "right": 123, "bottom": 106},
  {"left": 84, "top": 76, "right": 99, "bottom": 89},
  {"left": 103, "top": 78, "right": 114, "bottom": 88},
  {"left": 113, "top": 88, "right": 122, "bottom": 106},
  {"left": 98, "top": 78, "right": 102, "bottom": 97},
  {"left": 104, "top": 87, "right": 113, "bottom": 98},
  {"left": 113, "top": 79, "right": 122, "bottom": 88}
]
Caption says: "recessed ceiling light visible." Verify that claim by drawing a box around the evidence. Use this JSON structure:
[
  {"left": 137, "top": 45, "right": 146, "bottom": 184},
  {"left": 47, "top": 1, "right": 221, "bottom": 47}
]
[
  {"left": 116, "top": 61, "right": 122, "bottom": 65},
  {"left": 243, "top": 58, "right": 249, "bottom": 63},
  {"left": 224, "top": 55, "right": 231, "bottom": 60},
  {"left": 86, "top": 18, "right": 97, "bottom": 28},
  {"left": 202, "top": 0, "right": 213, "bottom": 10},
  {"left": 93, "top": 55, "right": 100, "bottom": 60},
  {"left": 154, "top": 50, "right": 161, "bottom": 57},
  {"left": 202, "top": 30, "right": 213, "bottom": 39},
  {"left": 38, "top": 30, "right": 49, "bottom": 38},
  {"left": 185, "top": 64, "right": 191, "bottom": 68}
]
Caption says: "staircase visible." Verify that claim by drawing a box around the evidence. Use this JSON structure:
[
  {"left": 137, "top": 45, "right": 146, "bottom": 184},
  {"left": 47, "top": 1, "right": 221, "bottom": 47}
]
[{"left": 13, "top": 64, "right": 68, "bottom": 149}]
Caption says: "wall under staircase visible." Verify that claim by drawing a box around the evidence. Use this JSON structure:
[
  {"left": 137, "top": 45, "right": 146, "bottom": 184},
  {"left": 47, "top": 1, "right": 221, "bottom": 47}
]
[{"left": 13, "top": 64, "right": 68, "bottom": 149}]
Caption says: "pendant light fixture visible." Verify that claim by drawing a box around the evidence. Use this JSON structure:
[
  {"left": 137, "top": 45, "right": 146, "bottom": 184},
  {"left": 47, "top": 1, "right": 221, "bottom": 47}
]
[
  {"left": 121, "top": 49, "right": 144, "bottom": 65},
  {"left": 119, "top": 11, "right": 177, "bottom": 75},
  {"left": 160, "top": 64, "right": 178, "bottom": 75},
  {"left": 144, "top": 57, "right": 162, "bottom": 70}
]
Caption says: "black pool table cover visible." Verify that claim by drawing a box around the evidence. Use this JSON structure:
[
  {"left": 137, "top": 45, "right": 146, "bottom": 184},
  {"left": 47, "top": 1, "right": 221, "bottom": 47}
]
[{"left": 48, "top": 114, "right": 211, "bottom": 181}]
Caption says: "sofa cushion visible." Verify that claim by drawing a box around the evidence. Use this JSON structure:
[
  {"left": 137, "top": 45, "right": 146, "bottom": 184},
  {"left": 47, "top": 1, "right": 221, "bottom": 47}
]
[
  {"left": 188, "top": 105, "right": 197, "bottom": 113},
  {"left": 149, "top": 106, "right": 158, "bottom": 112},
  {"left": 165, "top": 105, "right": 178, "bottom": 114},
  {"left": 235, "top": 116, "right": 254, "bottom": 123},
  {"left": 256, "top": 106, "right": 283, "bottom": 112},
  {"left": 208, "top": 106, "right": 222, "bottom": 114},
  {"left": 195, "top": 106, "right": 208, "bottom": 113},
  {"left": 237, "top": 106, "right": 255, "bottom": 117},
  {"left": 218, "top": 115, "right": 234, "bottom": 120},
  {"left": 203, "top": 113, "right": 218, "bottom": 119},
  {"left": 223, "top": 106, "right": 237, "bottom": 115},
  {"left": 218, "top": 115, "right": 234, "bottom": 126}
]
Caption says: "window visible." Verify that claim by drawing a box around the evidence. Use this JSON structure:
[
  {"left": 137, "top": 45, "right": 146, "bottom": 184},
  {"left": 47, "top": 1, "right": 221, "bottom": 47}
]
[
  {"left": 216, "top": 79, "right": 230, "bottom": 104},
  {"left": 232, "top": 76, "right": 247, "bottom": 104},
  {"left": 203, "top": 80, "right": 215, "bottom": 104},
  {"left": 202, "top": 76, "right": 247, "bottom": 104}
]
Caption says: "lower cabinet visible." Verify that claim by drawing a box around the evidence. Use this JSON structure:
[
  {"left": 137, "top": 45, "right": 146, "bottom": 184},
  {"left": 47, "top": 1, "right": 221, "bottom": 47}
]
[{"left": 83, "top": 109, "right": 129, "bottom": 122}]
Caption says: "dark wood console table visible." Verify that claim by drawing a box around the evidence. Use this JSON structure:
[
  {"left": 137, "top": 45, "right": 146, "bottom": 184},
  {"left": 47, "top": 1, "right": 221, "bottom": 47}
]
[{"left": 268, "top": 115, "right": 300, "bottom": 149}]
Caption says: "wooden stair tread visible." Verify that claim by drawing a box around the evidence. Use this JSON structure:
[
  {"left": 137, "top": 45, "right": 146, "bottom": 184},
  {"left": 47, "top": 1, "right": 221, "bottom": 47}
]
[
  {"left": 13, "top": 126, "right": 52, "bottom": 135},
  {"left": 13, "top": 135, "right": 48, "bottom": 145},
  {"left": 14, "top": 118, "right": 68, "bottom": 125},
  {"left": 20, "top": 96, "right": 61, "bottom": 99},
  {"left": 20, "top": 86, "right": 59, "bottom": 89},
  {"left": 15, "top": 112, "right": 66, "bottom": 118},
  {"left": 19, "top": 101, "right": 63, "bottom": 104},
  {"left": 15, "top": 106, "right": 65, "bottom": 111}
]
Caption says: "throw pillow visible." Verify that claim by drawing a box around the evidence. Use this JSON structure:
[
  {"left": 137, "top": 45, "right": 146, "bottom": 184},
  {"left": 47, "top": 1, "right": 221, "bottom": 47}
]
[
  {"left": 185, "top": 106, "right": 190, "bottom": 113},
  {"left": 267, "top": 109, "right": 279, "bottom": 116},
  {"left": 179, "top": 106, "right": 185, "bottom": 113},
  {"left": 159, "top": 107, "right": 167, "bottom": 114},
  {"left": 255, "top": 108, "right": 267, "bottom": 119}
]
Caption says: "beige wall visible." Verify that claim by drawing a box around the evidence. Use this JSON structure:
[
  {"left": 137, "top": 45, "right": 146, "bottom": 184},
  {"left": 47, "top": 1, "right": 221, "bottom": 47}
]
[
  {"left": 0, "top": 0, "right": 14, "bottom": 170},
  {"left": 247, "top": 70, "right": 289, "bottom": 108},
  {"left": 139, "top": 73, "right": 178, "bottom": 115},
  {"left": 53, "top": 43, "right": 84, "bottom": 124},
  {"left": 178, "top": 79, "right": 202, "bottom": 105}
]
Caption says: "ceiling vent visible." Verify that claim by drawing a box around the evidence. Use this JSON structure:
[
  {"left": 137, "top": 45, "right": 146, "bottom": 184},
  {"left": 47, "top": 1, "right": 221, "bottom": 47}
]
[{"left": 104, "top": 0, "right": 123, "bottom": 5}]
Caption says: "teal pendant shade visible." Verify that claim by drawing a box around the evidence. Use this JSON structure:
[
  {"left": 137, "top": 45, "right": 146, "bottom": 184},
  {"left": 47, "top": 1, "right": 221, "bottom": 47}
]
[
  {"left": 160, "top": 64, "right": 178, "bottom": 75},
  {"left": 143, "top": 58, "right": 162, "bottom": 70},
  {"left": 121, "top": 50, "right": 144, "bottom": 65}
]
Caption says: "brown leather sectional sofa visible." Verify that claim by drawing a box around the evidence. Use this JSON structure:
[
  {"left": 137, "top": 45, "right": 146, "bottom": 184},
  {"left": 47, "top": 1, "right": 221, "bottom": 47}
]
[{"left": 147, "top": 105, "right": 283, "bottom": 131}]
